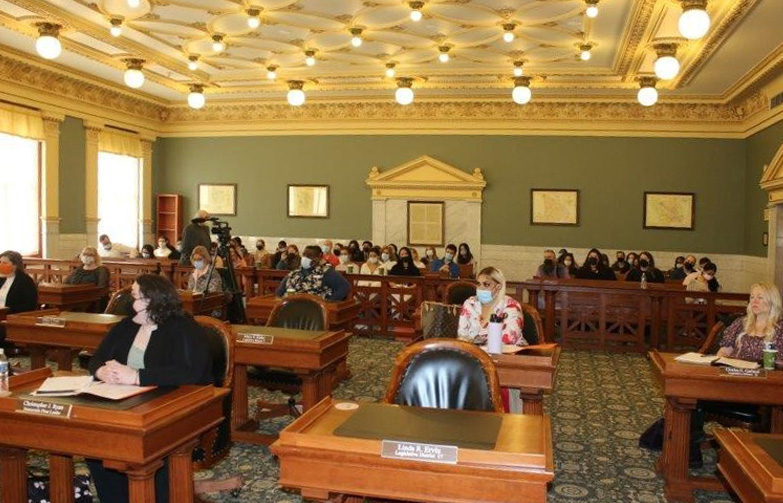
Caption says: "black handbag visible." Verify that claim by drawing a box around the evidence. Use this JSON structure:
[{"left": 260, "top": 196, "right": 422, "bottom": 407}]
[{"left": 27, "top": 467, "right": 93, "bottom": 503}]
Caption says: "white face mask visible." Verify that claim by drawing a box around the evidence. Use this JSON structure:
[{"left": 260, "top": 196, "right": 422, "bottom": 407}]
[
  {"left": 340, "top": 255, "right": 349, "bottom": 264},
  {"left": 381, "top": 253, "right": 389, "bottom": 262},
  {"left": 132, "top": 297, "right": 149, "bottom": 314},
  {"left": 426, "top": 250, "right": 434, "bottom": 257},
  {"left": 369, "top": 257, "right": 379, "bottom": 264}
]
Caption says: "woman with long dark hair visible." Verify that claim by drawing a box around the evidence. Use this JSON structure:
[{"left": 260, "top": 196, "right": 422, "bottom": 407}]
[{"left": 575, "top": 248, "right": 616, "bottom": 281}]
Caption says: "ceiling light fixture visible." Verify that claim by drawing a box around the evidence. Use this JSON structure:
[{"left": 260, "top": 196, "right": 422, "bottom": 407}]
[
  {"left": 35, "top": 23, "right": 62, "bottom": 60},
  {"left": 585, "top": 0, "right": 599, "bottom": 19},
  {"left": 266, "top": 65, "right": 277, "bottom": 80},
  {"left": 305, "top": 49, "right": 316, "bottom": 67},
  {"left": 123, "top": 58, "right": 145, "bottom": 89},
  {"left": 187, "top": 83, "right": 206, "bottom": 109},
  {"left": 409, "top": 1, "right": 424, "bottom": 22},
  {"left": 350, "top": 28, "right": 363, "bottom": 47},
  {"left": 127, "top": 0, "right": 140, "bottom": 8},
  {"left": 395, "top": 77, "right": 414, "bottom": 105},
  {"left": 502, "top": 23, "right": 516, "bottom": 43},
  {"left": 187, "top": 55, "right": 199, "bottom": 71},
  {"left": 579, "top": 43, "right": 593, "bottom": 61},
  {"left": 513, "top": 60, "right": 524, "bottom": 77},
  {"left": 246, "top": 8, "right": 261, "bottom": 29},
  {"left": 637, "top": 77, "right": 658, "bottom": 107},
  {"left": 678, "top": 0, "right": 710, "bottom": 40},
  {"left": 512, "top": 76, "right": 532, "bottom": 105},
  {"left": 438, "top": 46, "right": 450, "bottom": 63},
  {"left": 212, "top": 34, "right": 225, "bottom": 52},
  {"left": 385, "top": 62, "right": 396, "bottom": 78},
  {"left": 109, "top": 18, "right": 123, "bottom": 37},
  {"left": 287, "top": 80, "right": 305, "bottom": 106},
  {"left": 653, "top": 43, "right": 680, "bottom": 80}
]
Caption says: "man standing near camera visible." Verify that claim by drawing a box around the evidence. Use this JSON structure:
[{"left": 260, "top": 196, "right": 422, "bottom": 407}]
[{"left": 179, "top": 209, "right": 212, "bottom": 265}]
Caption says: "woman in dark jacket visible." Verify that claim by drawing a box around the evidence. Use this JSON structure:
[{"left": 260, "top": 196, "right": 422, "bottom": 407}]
[
  {"left": 87, "top": 274, "right": 212, "bottom": 503},
  {"left": 575, "top": 248, "right": 617, "bottom": 281},
  {"left": 0, "top": 250, "right": 38, "bottom": 344},
  {"left": 625, "top": 251, "right": 665, "bottom": 283},
  {"left": 389, "top": 247, "right": 421, "bottom": 277}
]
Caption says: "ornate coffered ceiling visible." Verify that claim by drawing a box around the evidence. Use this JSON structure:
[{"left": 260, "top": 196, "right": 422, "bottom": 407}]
[{"left": 0, "top": 0, "right": 782, "bottom": 108}]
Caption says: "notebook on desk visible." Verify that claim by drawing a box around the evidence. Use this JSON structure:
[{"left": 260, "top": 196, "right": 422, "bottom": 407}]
[
  {"left": 33, "top": 376, "right": 156, "bottom": 400},
  {"left": 675, "top": 352, "right": 760, "bottom": 370}
]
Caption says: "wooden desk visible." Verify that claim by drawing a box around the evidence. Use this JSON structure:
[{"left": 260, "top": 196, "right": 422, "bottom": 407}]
[
  {"left": 650, "top": 350, "right": 783, "bottom": 503},
  {"left": 178, "top": 290, "right": 226, "bottom": 317},
  {"left": 490, "top": 344, "right": 560, "bottom": 415},
  {"left": 38, "top": 283, "right": 107, "bottom": 312},
  {"left": 245, "top": 294, "right": 361, "bottom": 332},
  {"left": 0, "top": 367, "right": 227, "bottom": 503},
  {"left": 230, "top": 325, "right": 350, "bottom": 445},
  {"left": 715, "top": 430, "right": 783, "bottom": 503},
  {"left": 272, "top": 399, "right": 554, "bottom": 503},
  {"left": 0, "top": 307, "right": 8, "bottom": 322},
  {"left": 3, "top": 311, "right": 122, "bottom": 370}
]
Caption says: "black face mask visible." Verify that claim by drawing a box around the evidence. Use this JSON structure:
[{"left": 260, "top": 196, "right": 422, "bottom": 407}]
[
  {"left": 639, "top": 259, "right": 650, "bottom": 269},
  {"left": 684, "top": 262, "right": 694, "bottom": 271},
  {"left": 588, "top": 257, "right": 598, "bottom": 266},
  {"left": 616, "top": 257, "right": 624, "bottom": 263},
  {"left": 256, "top": 245, "right": 264, "bottom": 250},
  {"left": 401, "top": 257, "right": 411, "bottom": 265}
]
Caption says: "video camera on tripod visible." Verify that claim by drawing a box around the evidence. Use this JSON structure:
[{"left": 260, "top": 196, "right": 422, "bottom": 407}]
[
  {"left": 200, "top": 216, "right": 246, "bottom": 323},
  {"left": 206, "top": 217, "right": 232, "bottom": 245}
]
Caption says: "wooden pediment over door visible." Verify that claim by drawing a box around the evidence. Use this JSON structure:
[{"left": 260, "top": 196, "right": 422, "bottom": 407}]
[
  {"left": 365, "top": 155, "right": 486, "bottom": 202},
  {"left": 760, "top": 143, "right": 783, "bottom": 204}
]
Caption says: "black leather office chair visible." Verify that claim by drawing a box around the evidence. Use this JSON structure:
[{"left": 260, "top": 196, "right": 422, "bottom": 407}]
[
  {"left": 520, "top": 303, "right": 545, "bottom": 345},
  {"left": 384, "top": 338, "right": 503, "bottom": 412},
  {"left": 104, "top": 287, "right": 134, "bottom": 316},
  {"left": 444, "top": 281, "right": 476, "bottom": 307}
]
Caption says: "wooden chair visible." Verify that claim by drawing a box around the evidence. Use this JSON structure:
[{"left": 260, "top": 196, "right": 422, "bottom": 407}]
[
  {"left": 104, "top": 286, "right": 134, "bottom": 316},
  {"left": 253, "top": 294, "right": 329, "bottom": 419},
  {"left": 443, "top": 281, "right": 476, "bottom": 306},
  {"left": 520, "top": 303, "right": 546, "bottom": 344},
  {"left": 384, "top": 338, "right": 503, "bottom": 412},
  {"left": 192, "top": 316, "right": 242, "bottom": 500}
]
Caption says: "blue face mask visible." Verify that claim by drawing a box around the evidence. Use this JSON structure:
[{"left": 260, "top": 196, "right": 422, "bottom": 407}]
[
  {"left": 445, "top": 253, "right": 454, "bottom": 262},
  {"left": 193, "top": 260, "right": 205, "bottom": 270},
  {"left": 301, "top": 256, "right": 312, "bottom": 270},
  {"left": 321, "top": 245, "right": 330, "bottom": 254},
  {"left": 476, "top": 289, "right": 493, "bottom": 304}
]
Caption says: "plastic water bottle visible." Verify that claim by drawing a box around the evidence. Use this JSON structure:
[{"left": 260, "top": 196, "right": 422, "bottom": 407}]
[
  {"left": 0, "top": 348, "right": 9, "bottom": 394},
  {"left": 640, "top": 274, "right": 648, "bottom": 290}
]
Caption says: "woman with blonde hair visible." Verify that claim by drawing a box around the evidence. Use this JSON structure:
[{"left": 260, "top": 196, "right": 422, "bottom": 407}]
[
  {"left": 65, "top": 246, "right": 110, "bottom": 289},
  {"left": 187, "top": 245, "right": 223, "bottom": 294},
  {"left": 457, "top": 266, "right": 525, "bottom": 346},
  {"left": 717, "top": 282, "right": 783, "bottom": 363}
]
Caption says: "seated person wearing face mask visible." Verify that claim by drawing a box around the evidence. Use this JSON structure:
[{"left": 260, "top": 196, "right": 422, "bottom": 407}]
[
  {"left": 379, "top": 246, "right": 396, "bottom": 273},
  {"left": 625, "top": 251, "right": 665, "bottom": 283},
  {"left": 562, "top": 253, "right": 579, "bottom": 277},
  {"left": 276, "top": 244, "right": 301, "bottom": 271},
  {"left": 321, "top": 240, "right": 340, "bottom": 267},
  {"left": 336, "top": 247, "right": 359, "bottom": 273},
  {"left": 667, "top": 256, "right": 686, "bottom": 279},
  {"left": 422, "top": 246, "right": 438, "bottom": 267},
  {"left": 575, "top": 248, "right": 617, "bottom": 281},
  {"left": 361, "top": 241, "right": 373, "bottom": 261},
  {"left": 252, "top": 239, "right": 272, "bottom": 268},
  {"left": 275, "top": 245, "right": 350, "bottom": 301},
  {"left": 458, "top": 266, "right": 525, "bottom": 346},
  {"left": 187, "top": 246, "right": 224, "bottom": 294},
  {"left": 684, "top": 261, "right": 720, "bottom": 293},
  {"left": 0, "top": 250, "right": 38, "bottom": 346},
  {"left": 389, "top": 247, "right": 421, "bottom": 277},
  {"left": 65, "top": 247, "right": 110, "bottom": 289},
  {"left": 535, "top": 249, "right": 568, "bottom": 278},
  {"left": 140, "top": 244, "right": 155, "bottom": 259},
  {"left": 98, "top": 234, "right": 139, "bottom": 259},
  {"left": 670, "top": 254, "right": 697, "bottom": 280},
  {"left": 410, "top": 248, "right": 426, "bottom": 269},
  {"left": 87, "top": 274, "right": 212, "bottom": 503},
  {"left": 611, "top": 251, "right": 630, "bottom": 273},
  {"left": 429, "top": 244, "right": 461, "bottom": 279}
]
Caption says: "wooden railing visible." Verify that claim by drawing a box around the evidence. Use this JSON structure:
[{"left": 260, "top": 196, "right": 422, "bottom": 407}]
[{"left": 22, "top": 258, "right": 750, "bottom": 351}]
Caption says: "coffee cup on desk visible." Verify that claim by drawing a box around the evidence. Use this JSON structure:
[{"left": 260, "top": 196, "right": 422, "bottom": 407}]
[
  {"left": 347, "top": 265, "right": 355, "bottom": 274},
  {"left": 763, "top": 348, "right": 778, "bottom": 370}
]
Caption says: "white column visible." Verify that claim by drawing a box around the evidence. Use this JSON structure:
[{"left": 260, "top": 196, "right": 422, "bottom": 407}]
[
  {"left": 372, "top": 200, "right": 386, "bottom": 246},
  {"left": 84, "top": 122, "right": 103, "bottom": 248},
  {"left": 40, "top": 112, "right": 64, "bottom": 258},
  {"left": 139, "top": 137, "right": 155, "bottom": 246}
]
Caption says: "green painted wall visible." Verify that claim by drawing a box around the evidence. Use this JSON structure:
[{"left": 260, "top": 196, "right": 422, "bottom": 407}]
[
  {"left": 156, "top": 135, "right": 748, "bottom": 254},
  {"left": 746, "top": 120, "right": 783, "bottom": 257},
  {"left": 58, "top": 116, "right": 86, "bottom": 233}
]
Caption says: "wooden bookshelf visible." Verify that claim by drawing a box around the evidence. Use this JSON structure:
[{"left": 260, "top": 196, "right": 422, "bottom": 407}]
[{"left": 156, "top": 194, "right": 183, "bottom": 244}]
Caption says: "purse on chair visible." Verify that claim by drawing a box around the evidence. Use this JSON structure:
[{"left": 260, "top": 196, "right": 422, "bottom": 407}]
[{"left": 420, "top": 301, "right": 461, "bottom": 339}]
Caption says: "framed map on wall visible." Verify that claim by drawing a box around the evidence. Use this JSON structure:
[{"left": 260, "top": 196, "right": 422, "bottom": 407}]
[
  {"left": 198, "top": 183, "right": 237, "bottom": 216},
  {"left": 643, "top": 192, "right": 695, "bottom": 230},
  {"left": 531, "top": 189, "right": 579, "bottom": 226},
  {"left": 288, "top": 185, "right": 329, "bottom": 218},
  {"left": 408, "top": 201, "right": 444, "bottom": 246}
]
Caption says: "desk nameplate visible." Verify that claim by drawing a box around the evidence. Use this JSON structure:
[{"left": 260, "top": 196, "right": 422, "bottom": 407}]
[
  {"left": 35, "top": 316, "right": 67, "bottom": 328},
  {"left": 722, "top": 368, "right": 766, "bottom": 378},
  {"left": 239, "top": 333, "right": 274, "bottom": 345},
  {"left": 18, "top": 399, "right": 72, "bottom": 418},
  {"left": 381, "top": 440, "right": 458, "bottom": 464}
]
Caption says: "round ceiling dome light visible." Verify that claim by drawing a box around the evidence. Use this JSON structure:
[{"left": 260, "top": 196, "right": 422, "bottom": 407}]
[
  {"left": 109, "top": 18, "right": 123, "bottom": 37},
  {"left": 409, "top": 1, "right": 424, "bottom": 22},
  {"left": 35, "top": 23, "right": 62, "bottom": 60},
  {"left": 211, "top": 34, "right": 225, "bottom": 52},
  {"left": 350, "top": 28, "right": 363, "bottom": 47},
  {"left": 305, "top": 49, "right": 316, "bottom": 67},
  {"left": 513, "top": 60, "right": 524, "bottom": 77},
  {"left": 585, "top": 0, "right": 599, "bottom": 18},
  {"left": 637, "top": 77, "right": 659, "bottom": 107},
  {"left": 511, "top": 77, "right": 532, "bottom": 105},
  {"left": 123, "top": 58, "right": 145, "bottom": 89},
  {"left": 502, "top": 23, "right": 516, "bottom": 43},
  {"left": 395, "top": 78, "right": 414, "bottom": 105},
  {"left": 187, "top": 83, "right": 205, "bottom": 109},
  {"left": 246, "top": 8, "right": 261, "bottom": 29},
  {"left": 579, "top": 43, "right": 593, "bottom": 61},
  {"left": 266, "top": 65, "right": 277, "bottom": 80},
  {"left": 287, "top": 80, "right": 305, "bottom": 106},
  {"left": 678, "top": 0, "right": 710, "bottom": 40},
  {"left": 438, "top": 46, "right": 450, "bottom": 63},
  {"left": 187, "top": 55, "right": 199, "bottom": 71},
  {"left": 385, "top": 62, "right": 396, "bottom": 78},
  {"left": 653, "top": 44, "right": 680, "bottom": 80}
]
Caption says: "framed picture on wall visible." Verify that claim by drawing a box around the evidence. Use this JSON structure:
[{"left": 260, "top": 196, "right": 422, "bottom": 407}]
[
  {"left": 288, "top": 185, "right": 330, "bottom": 218},
  {"left": 198, "top": 183, "right": 237, "bottom": 216},
  {"left": 408, "top": 201, "right": 444, "bottom": 246},
  {"left": 530, "top": 189, "right": 579, "bottom": 226},
  {"left": 643, "top": 192, "right": 695, "bottom": 230}
]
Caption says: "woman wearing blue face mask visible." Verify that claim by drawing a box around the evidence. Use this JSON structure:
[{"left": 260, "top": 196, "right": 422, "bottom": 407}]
[
  {"left": 187, "top": 245, "right": 224, "bottom": 294},
  {"left": 457, "top": 266, "right": 525, "bottom": 346}
]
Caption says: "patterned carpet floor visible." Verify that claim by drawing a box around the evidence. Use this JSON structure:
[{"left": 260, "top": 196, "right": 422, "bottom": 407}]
[{"left": 11, "top": 338, "right": 739, "bottom": 503}]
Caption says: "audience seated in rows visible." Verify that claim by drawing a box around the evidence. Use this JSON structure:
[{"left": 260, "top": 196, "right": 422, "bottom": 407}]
[{"left": 275, "top": 245, "right": 350, "bottom": 301}]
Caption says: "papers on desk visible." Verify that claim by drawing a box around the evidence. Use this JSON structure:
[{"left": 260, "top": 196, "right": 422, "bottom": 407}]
[
  {"left": 33, "top": 376, "right": 156, "bottom": 400},
  {"left": 480, "top": 344, "right": 525, "bottom": 355},
  {"left": 675, "top": 352, "right": 761, "bottom": 370}
]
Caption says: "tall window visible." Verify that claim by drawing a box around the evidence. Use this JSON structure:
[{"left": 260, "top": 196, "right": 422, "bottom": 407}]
[
  {"left": 98, "top": 152, "right": 140, "bottom": 248},
  {"left": 0, "top": 132, "right": 40, "bottom": 255}
]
